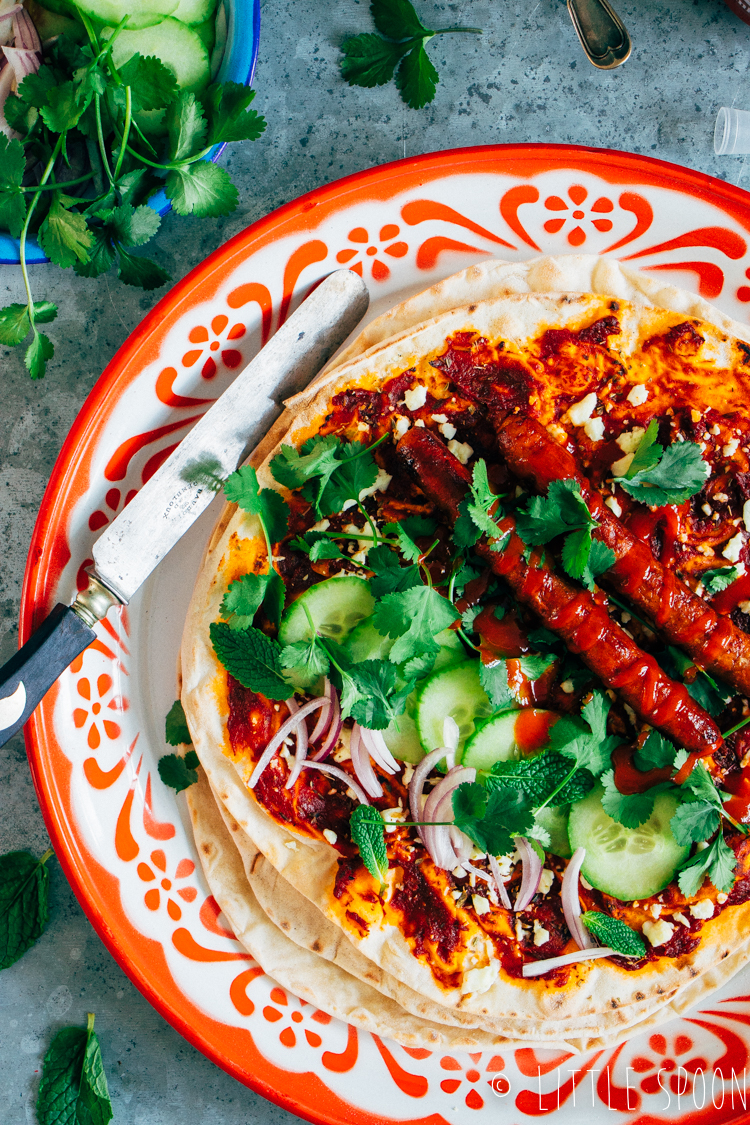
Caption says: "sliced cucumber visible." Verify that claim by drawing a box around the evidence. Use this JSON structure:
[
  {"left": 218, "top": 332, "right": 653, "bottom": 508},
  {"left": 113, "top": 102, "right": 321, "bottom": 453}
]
[
  {"left": 568, "top": 784, "right": 689, "bottom": 901},
  {"left": 279, "top": 576, "right": 375, "bottom": 647},
  {"left": 171, "top": 0, "right": 216, "bottom": 25},
  {"left": 416, "top": 662, "right": 493, "bottom": 757},
  {"left": 383, "top": 698, "right": 422, "bottom": 763},
  {"left": 85, "top": 0, "right": 178, "bottom": 29},
  {"left": 536, "top": 805, "right": 572, "bottom": 859},
  {"left": 345, "top": 617, "right": 394, "bottom": 664},
  {"left": 193, "top": 13, "right": 216, "bottom": 50},
  {"left": 461, "top": 708, "right": 555, "bottom": 771},
  {"left": 105, "top": 19, "right": 210, "bottom": 91}
]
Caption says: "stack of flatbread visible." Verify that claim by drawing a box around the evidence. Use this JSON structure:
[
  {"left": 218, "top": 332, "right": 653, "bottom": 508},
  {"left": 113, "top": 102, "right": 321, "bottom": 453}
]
[{"left": 181, "top": 255, "right": 750, "bottom": 1053}]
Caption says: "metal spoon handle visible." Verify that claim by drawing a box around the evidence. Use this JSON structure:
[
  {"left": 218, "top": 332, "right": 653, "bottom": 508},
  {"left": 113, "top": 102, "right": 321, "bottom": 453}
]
[{"left": 567, "top": 0, "right": 631, "bottom": 69}]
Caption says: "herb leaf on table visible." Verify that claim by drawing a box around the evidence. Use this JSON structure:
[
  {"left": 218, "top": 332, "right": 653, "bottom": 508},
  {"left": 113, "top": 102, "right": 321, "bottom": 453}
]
[
  {"left": 0, "top": 849, "right": 53, "bottom": 970},
  {"left": 158, "top": 749, "right": 200, "bottom": 793},
  {"left": 37, "top": 1013, "right": 113, "bottom": 1125}
]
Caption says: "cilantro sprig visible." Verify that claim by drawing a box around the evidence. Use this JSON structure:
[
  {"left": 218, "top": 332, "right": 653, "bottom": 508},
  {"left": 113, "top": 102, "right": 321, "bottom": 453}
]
[
  {"left": 514, "top": 479, "right": 616, "bottom": 591},
  {"left": 613, "top": 420, "right": 709, "bottom": 506},
  {"left": 701, "top": 566, "right": 742, "bottom": 596},
  {"left": 339, "top": 0, "right": 482, "bottom": 110},
  {"left": 1, "top": 11, "right": 266, "bottom": 378},
  {"left": 223, "top": 465, "right": 289, "bottom": 627}
]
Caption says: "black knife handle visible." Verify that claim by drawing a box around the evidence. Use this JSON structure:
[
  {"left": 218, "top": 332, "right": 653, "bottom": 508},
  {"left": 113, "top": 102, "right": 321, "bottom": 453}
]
[{"left": 0, "top": 605, "right": 96, "bottom": 748}]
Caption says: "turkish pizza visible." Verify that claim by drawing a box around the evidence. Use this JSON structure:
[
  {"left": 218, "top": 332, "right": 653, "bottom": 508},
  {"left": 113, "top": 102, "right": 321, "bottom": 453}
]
[{"left": 180, "top": 255, "right": 750, "bottom": 1047}]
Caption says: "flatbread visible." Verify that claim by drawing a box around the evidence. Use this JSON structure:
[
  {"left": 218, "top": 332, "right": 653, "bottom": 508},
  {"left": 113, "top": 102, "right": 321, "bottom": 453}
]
[{"left": 181, "top": 255, "right": 750, "bottom": 1042}]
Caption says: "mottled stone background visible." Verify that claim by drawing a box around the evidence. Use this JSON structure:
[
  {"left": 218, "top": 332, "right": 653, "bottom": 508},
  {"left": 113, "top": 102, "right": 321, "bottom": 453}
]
[{"left": 2, "top": 0, "right": 750, "bottom": 1119}]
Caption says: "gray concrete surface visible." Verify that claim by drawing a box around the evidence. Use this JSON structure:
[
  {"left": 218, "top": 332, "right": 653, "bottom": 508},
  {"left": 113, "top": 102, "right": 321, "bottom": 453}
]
[{"left": 2, "top": 0, "right": 750, "bottom": 1119}]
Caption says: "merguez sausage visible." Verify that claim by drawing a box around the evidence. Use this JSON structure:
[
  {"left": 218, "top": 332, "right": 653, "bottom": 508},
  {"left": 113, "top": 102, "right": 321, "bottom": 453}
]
[
  {"left": 495, "top": 414, "right": 750, "bottom": 700},
  {"left": 396, "top": 426, "right": 722, "bottom": 758}
]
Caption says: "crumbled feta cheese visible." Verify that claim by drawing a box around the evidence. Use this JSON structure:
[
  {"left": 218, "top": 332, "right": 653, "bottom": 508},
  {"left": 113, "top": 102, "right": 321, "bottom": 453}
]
[
  {"left": 584, "top": 417, "right": 605, "bottom": 442},
  {"left": 448, "top": 439, "right": 473, "bottom": 465},
  {"left": 439, "top": 421, "right": 457, "bottom": 440},
  {"left": 560, "top": 679, "right": 575, "bottom": 694},
  {"left": 393, "top": 415, "right": 410, "bottom": 440},
  {"left": 711, "top": 424, "right": 722, "bottom": 436},
  {"left": 567, "top": 393, "right": 598, "bottom": 426},
  {"left": 323, "top": 829, "right": 338, "bottom": 846},
  {"left": 724, "top": 438, "right": 740, "bottom": 458},
  {"left": 739, "top": 600, "right": 750, "bottom": 614},
  {"left": 472, "top": 894, "right": 491, "bottom": 916},
  {"left": 359, "top": 467, "right": 392, "bottom": 501},
  {"left": 718, "top": 893, "right": 728, "bottom": 904},
  {"left": 333, "top": 743, "right": 351, "bottom": 763},
  {"left": 743, "top": 500, "right": 750, "bottom": 533},
  {"left": 547, "top": 422, "right": 568, "bottom": 444},
  {"left": 650, "top": 903, "right": 662, "bottom": 918},
  {"left": 515, "top": 918, "right": 527, "bottom": 942},
  {"left": 538, "top": 869, "right": 554, "bottom": 895},
  {"left": 690, "top": 899, "right": 714, "bottom": 920},
  {"left": 414, "top": 419, "right": 425, "bottom": 428},
  {"left": 642, "top": 919, "right": 675, "bottom": 947},
  {"left": 381, "top": 807, "right": 405, "bottom": 833},
  {"left": 460, "top": 964, "right": 498, "bottom": 995},
  {"left": 452, "top": 866, "right": 466, "bottom": 878},
  {"left": 716, "top": 492, "right": 729, "bottom": 503},
  {"left": 702, "top": 503, "right": 713, "bottom": 517},
  {"left": 673, "top": 912, "right": 690, "bottom": 927},
  {"left": 285, "top": 840, "right": 298, "bottom": 851},
  {"left": 626, "top": 384, "right": 649, "bottom": 406},
  {"left": 357, "top": 421, "right": 370, "bottom": 432},
  {"left": 311, "top": 518, "right": 330, "bottom": 532},
  {"left": 723, "top": 531, "right": 745, "bottom": 563},
  {"left": 533, "top": 919, "right": 550, "bottom": 946},
  {"left": 431, "top": 413, "right": 448, "bottom": 424},
  {"left": 402, "top": 763, "right": 414, "bottom": 785},
  {"left": 616, "top": 427, "right": 646, "bottom": 454},
  {"left": 605, "top": 495, "right": 622, "bottom": 517},
  {"left": 611, "top": 452, "right": 634, "bottom": 477},
  {"left": 403, "top": 384, "right": 427, "bottom": 411},
  {"left": 691, "top": 409, "right": 702, "bottom": 423}
]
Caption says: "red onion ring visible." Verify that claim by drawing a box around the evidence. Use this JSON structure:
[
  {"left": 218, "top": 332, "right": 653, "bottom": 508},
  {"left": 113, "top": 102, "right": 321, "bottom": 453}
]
[
  {"left": 350, "top": 723, "right": 383, "bottom": 799},
  {"left": 514, "top": 837, "right": 543, "bottom": 911},
  {"left": 11, "top": 9, "right": 40, "bottom": 52},
  {"left": 449, "top": 826, "right": 474, "bottom": 865},
  {"left": 488, "top": 853, "right": 512, "bottom": 910},
  {"left": 2, "top": 45, "right": 39, "bottom": 84},
  {"left": 285, "top": 699, "right": 310, "bottom": 791},
  {"left": 408, "top": 747, "right": 447, "bottom": 829},
  {"left": 561, "top": 847, "right": 594, "bottom": 950},
  {"left": 360, "top": 726, "right": 399, "bottom": 775},
  {"left": 309, "top": 678, "right": 332, "bottom": 744},
  {"left": 314, "top": 685, "right": 341, "bottom": 760},
  {"left": 462, "top": 860, "right": 494, "bottom": 891},
  {"left": 0, "top": 6, "right": 22, "bottom": 48},
  {"left": 521, "top": 947, "right": 621, "bottom": 978},
  {"left": 249, "top": 696, "right": 328, "bottom": 788},
  {"left": 0, "top": 60, "right": 14, "bottom": 138},
  {"left": 443, "top": 716, "right": 460, "bottom": 770},
  {"left": 299, "top": 760, "right": 370, "bottom": 806},
  {"left": 421, "top": 767, "right": 475, "bottom": 871}
]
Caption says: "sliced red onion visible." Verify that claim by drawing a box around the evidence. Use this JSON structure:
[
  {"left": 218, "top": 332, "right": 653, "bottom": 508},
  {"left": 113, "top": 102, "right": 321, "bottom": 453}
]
[
  {"left": 299, "top": 760, "right": 369, "bottom": 806},
  {"left": 488, "top": 853, "right": 512, "bottom": 909},
  {"left": 443, "top": 716, "right": 460, "bottom": 770},
  {"left": 2, "top": 44, "right": 39, "bottom": 85},
  {"left": 514, "top": 837, "right": 543, "bottom": 911},
  {"left": 408, "top": 746, "right": 447, "bottom": 828},
  {"left": 360, "top": 725, "right": 399, "bottom": 775},
  {"left": 0, "top": 58, "right": 15, "bottom": 138},
  {"left": 449, "top": 826, "right": 474, "bottom": 864},
  {"left": 561, "top": 846, "right": 594, "bottom": 950},
  {"left": 521, "top": 947, "right": 622, "bottom": 977},
  {"left": 12, "top": 9, "right": 40, "bottom": 53},
  {"left": 249, "top": 696, "right": 328, "bottom": 788},
  {"left": 350, "top": 723, "right": 383, "bottom": 799},
  {"left": 0, "top": 5, "right": 22, "bottom": 48},
  {"left": 285, "top": 699, "right": 310, "bottom": 791},
  {"left": 462, "top": 859, "right": 493, "bottom": 887},
  {"left": 314, "top": 685, "right": 341, "bottom": 761},
  {"left": 421, "top": 767, "right": 475, "bottom": 870},
  {"left": 309, "top": 678, "right": 332, "bottom": 744}
]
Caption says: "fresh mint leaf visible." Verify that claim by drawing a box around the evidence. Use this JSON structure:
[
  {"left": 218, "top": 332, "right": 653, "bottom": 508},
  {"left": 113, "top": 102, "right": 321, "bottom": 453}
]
[
  {"left": 210, "top": 622, "right": 289, "bottom": 699},
  {"left": 203, "top": 81, "right": 266, "bottom": 145},
  {"left": 224, "top": 466, "right": 289, "bottom": 546},
  {"left": 487, "top": 752, "right": 593, "bottom": 807},
  {"left": 396, "top": 42, "right": 439, "bottom": 108},
  {"left": 38, "top": 196, "right": 93, "bottom": 269},
  {"left": 702, "top": 566, "right": 741, "bottom": 595},
  {"left": 37, "top": 1013, "right": 113, "bottom": 1125},
  {"left": 167, "top": 90, "right": 207, "bottom": 162},
  {"left": 350, "top": 805, "right": 388, "bottom": 886},
  {"left": 616, "top": 434, "right": 709, "bottom": 506},
  {"left": 368, "top": 545, "right": 421, "bottom": 598},
  {"left": 633, "top": 731, "right": 677, "bottom": 772},
  {"left": 25, "top": 331, "right": 54, "bottom": 379},
  {"left": 518, "top": 654, "right": 556, "bottom": 682},
  {"left": 601, "top": 769, "right": 657, "bottom": 828},
  {"left": 372, "top": 585, "right": 459, "bottom": 663},
  {"left": 158, "top": 749, "right": 200, "bottom": 793},
  {"left": 119, "top": 52, "right": 178, "bottom": 111},
  {"left": 0, "top": 850, "right": 52, "bottom": 970},
  {"left": 165, "top": 162, "right": 239, "bottom": 218},
  {"left": 581, "top": 911, "right": 645, "bottom": 957},
  {"left": 677, "top": 832, "right": 736, "bottom": 896},
  {"left": 372, "top": 0, "right": 429, "bottom": 38},
  {"left": 165, "top": 699, "right": 191, "bottom": 745},
  {"left": 348, "top": 660, "right": 413, "bottom": 730},
  {"left": 340, "top": 33, "right": 407, "bottom": 87}
]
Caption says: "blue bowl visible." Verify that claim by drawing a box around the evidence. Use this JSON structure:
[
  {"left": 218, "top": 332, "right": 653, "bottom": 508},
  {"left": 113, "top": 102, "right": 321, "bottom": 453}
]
[{"left": 0, "top": 0, "right": 261, "bottom": 266}]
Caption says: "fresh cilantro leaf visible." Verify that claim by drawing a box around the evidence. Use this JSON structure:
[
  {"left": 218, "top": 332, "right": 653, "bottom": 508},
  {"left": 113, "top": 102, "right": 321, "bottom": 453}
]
[
  {"left": 221, "top": 572, "right": 270, "bottom": 630},
  {"left": 601, "top": 769, "right": 657, "bottom": 828},
  {"left": 224, "top": 465, "right": 290, "bottom": 546},
  {"left": 515, "top": 479, "right": 592, "bottom": 545},
  {"left": 116, "top": 247, "right": 170, "bottom": 290},
  {"left": 165, "top": 162, "right": 239, "bottom": 218},
  {"left": 383, "top": 520, "right": 422, "bottom": 563},
  {"left": 350, "top": 805, "right": 388, "bottom": 886},
  {"left": 677, "top": 832, "right": 736, "bottom": 896},
  {"left": 109, "top": 203, "right": 161, "bottom": 247},
  {"left": 73, "top": 228, "right": 116, "bottom": 280},
  {"left": 210, "top": 622, "right": 289, "bottom": 699},
  {"left": 453, "top": 783, "right": 535, "bottom": 855},
  {"left": 280, "top": 637, "right": 331, "bottom": 681},
  {"left": 165, "top": 699, "right": 191, "bottom": 745},
  {"left": 615, "top": 434, "right": 709, "bottom": 506},
  {"left": 661, "top": 646, "right": 733, "bottom": 718},
  {"left": 702, "top": 566, "right": 741, "bottom": 595},
  {"left": 291, "top": 531, "right": 347, "bottom": 562},
  {"left": 461, "top": 605, "right": 481, "bottom": 632},
  {"left": 167, "top": 90, "right": 208, "bottom": 162},
  {"left": 0, "top": 849, "right": 52, "bottom": 970},
  {"left": 38, "top": 196, "right": 92, "bottom": 269},
  {"left": 625, "top": 419, "right": 661, "bottom": 477},
  {"left": 488, "top": 752, "right": 593, "bottom": 807},
  {"left": 0, "top": 304, "right": 32, "bottom": 346},
  {"left": 372, "top": 0, "right": 429, "bottom": 38},
  {"left": 3, "top": 92, "right": 37, "bottom": 135},
  {"left": 16, "top": 65, "right": 57, "bottom": 107},
  {"left": 158, "top": 749, "right": 200, "bottom": 793},
  {"left": 395, "top": 42, "right": 439, "bottom": 108},
  {"left": 670, "top": 801, "right": 721, "bottom": 847},
  {"left": 40, "top": 79, "right": 88, "bottom": 132},
  {"left": 372, "top": 585, "right": 459, "bottom": 663},
  {"left": 518, "top": 654, "right": 556, "bottom": 681},
  {"left": 580, "top": 690, "right": 610, "bottom": 744},
  {"left": 25, "top": 331, "right": 54, "bottom": 379},
  {"left": 37, "top": 1013, "right": 113, "bottom": 1125},
  {"left": 549, "top": 691, "right": 618, "bottom": 777},
  {"left": 680, "top": 759, "right": 724, "bottom": 806},
  {"left": 633, "top": 730, "right": 677, "bottom": 772},
  {"left": 453, "top": 496, "right": 481, "bottom": 550},
  {"left": 569, "top": 533, "right": 616, "bottom": 590},
  {"left": 367, "top": 545, "right": 421, "bottom": 598},
  {"left": 399, "top": 515, "right": 438, "bottom": 540},
  {"left": 271, "top": 435, "right": 342, "bottom": 491},
  {"left": 348, "top": 660, "right": 413, "bottom": 729},
  {"left": 526, "top": 625, "right": 564, "bottom": 653},
  {"left": 202, "top": 81, "right": 267, "bottom": 144},
  {"left": 478, "top": 661, "right": 513, "bottom": 708},
  {"left": 340, "top": 33, "right": 408, "bottom": 87},
  {"left": 402, "top": 650, "right": 436, "bottom": 679},
  {"left": 119, "top": 52, "right": 178, "bottom": 111},
  {"left": 581, "top": 911, "right": 646, "bottom": 957},
  {"left": 0, "top": 136, "right": 26, "bottom": 237},
  {"left": 317, "top": 442, "right": 379, "bottom": 516}
]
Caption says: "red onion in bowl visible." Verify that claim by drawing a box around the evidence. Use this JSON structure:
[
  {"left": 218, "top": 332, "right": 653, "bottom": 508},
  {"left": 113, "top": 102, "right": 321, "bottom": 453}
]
[
  {"left": 350, "top": 723, "right": 383, "bottom": 799},
  {"left": 299, "top": 760, "right": 370, "bottom": 806},
  {"left": 560, "top": 847, "right": 594, "bottom": 950},
  {"left": 488, "top": 853, "right": 512, "bottom": 909},
  {"left": 521, "top": 947, "right": 620, "bottom": 978},
  {"left": 514, "top": 837, "right": 543, "bottom": 911},
  {"left": 249, "top": 695, "right": 328, "bottom": 788}
]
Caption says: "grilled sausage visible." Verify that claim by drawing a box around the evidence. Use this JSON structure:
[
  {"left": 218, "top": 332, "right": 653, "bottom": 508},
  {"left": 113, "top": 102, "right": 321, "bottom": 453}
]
[
  {"left": 494, "top": 414, "right": 750, "bottom": 699},
  {"left": 397, "top": 426, "right": 722, "bottom": 757}
]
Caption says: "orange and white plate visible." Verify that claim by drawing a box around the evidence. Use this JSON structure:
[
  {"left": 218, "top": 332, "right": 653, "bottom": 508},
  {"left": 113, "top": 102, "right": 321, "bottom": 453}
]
[{"left": 22, "top": 144, "right": 750, "bottom": 1125}]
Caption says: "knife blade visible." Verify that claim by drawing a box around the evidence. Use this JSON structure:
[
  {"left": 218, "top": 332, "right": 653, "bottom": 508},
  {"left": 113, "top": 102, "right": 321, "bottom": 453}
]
[{"left": 0, "top": 269, "right": 369, "bottom": 748}]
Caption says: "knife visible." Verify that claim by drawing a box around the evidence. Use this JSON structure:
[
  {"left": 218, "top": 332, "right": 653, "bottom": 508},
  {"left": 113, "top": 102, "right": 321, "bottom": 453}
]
[{"left": 0, "top": 269, "right": 369, "bottom": 749}]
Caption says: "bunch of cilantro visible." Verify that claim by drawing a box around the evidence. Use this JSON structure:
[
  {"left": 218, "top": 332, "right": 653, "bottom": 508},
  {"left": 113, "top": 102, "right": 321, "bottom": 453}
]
[{"left": 0, "top": 8, "right": 265, "bottom": 378}]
